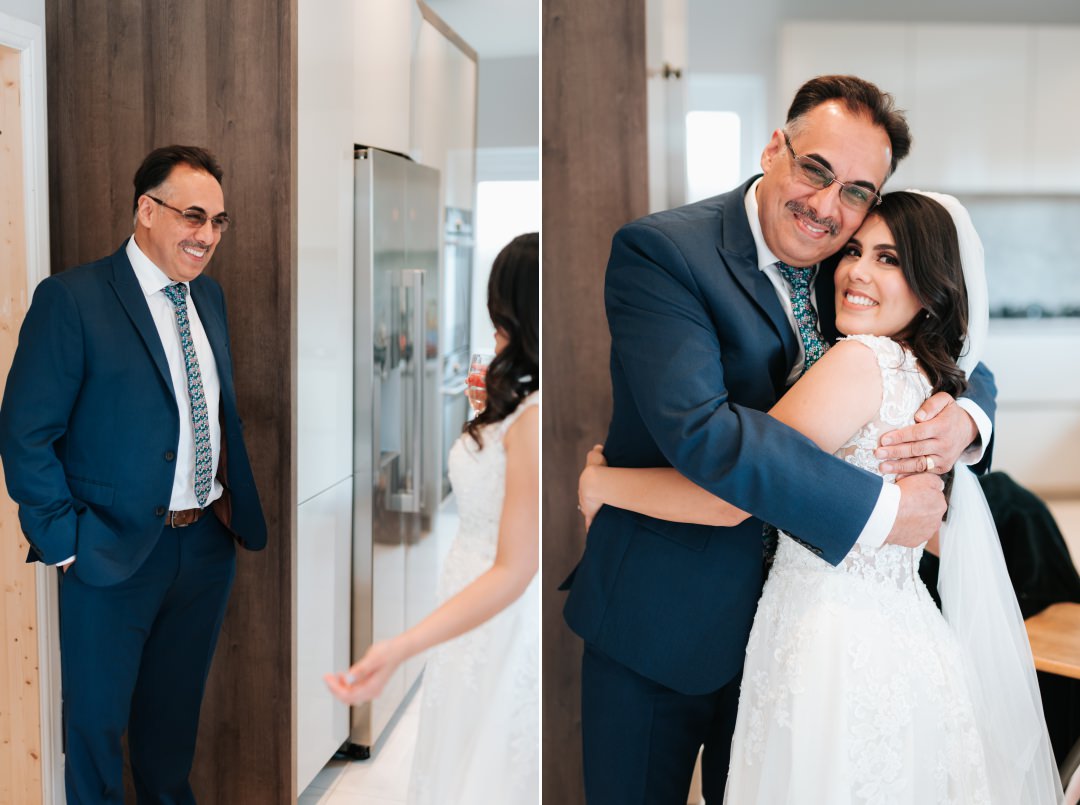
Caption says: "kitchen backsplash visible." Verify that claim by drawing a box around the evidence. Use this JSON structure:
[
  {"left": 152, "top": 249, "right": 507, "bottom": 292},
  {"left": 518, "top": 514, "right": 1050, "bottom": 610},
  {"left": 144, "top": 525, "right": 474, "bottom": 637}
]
[{"left": 959, "top": 195, "right": 1080, "bottom": 318}]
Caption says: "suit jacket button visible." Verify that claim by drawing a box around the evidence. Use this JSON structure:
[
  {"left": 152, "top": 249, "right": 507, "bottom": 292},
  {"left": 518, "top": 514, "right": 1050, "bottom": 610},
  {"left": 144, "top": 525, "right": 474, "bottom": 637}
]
[
  {"left": 164, "top": 451, "right": 176, "bottom": 461},
  {"left": 155, "top": 506, "right": 166, "bottom": 517}
]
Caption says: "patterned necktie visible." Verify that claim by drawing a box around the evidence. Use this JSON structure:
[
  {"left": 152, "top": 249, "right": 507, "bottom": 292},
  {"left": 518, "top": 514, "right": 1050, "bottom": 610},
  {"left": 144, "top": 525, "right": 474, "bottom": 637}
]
[
  {"left": 162, "top": 283, "right": 212, "bottom": 507},
  {"left": 763, "top": 262, "right": 829, "bottom": 566},
  {"left": 776, "top": 261, "right": 827, "bottom": 372}
]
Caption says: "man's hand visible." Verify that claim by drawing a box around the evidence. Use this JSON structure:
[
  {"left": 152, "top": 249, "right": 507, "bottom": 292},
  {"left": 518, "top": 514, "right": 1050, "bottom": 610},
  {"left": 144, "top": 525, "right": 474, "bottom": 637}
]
[
  {"left": 875, "top": 392, "right": 979, "bottom": 475},
  {"left": 884, "top": 473, "right": 947, "bottom": 548}
]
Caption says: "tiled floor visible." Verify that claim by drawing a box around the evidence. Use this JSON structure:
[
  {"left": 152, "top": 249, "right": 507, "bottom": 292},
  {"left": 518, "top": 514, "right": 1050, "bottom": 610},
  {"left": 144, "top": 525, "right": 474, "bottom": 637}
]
[{"left": 299, "top": 686, "right": 422, "bottom": 804}]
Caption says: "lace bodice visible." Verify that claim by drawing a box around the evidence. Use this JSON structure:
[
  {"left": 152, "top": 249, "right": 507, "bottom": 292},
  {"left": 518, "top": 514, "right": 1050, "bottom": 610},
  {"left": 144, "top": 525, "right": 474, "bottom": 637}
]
[
  {"left": 728, "top": 335, "right": 991, "bottom": 804},
  {"left": 777, "top": 335, "right": 933, "bottom": 589},
  {"left": 442, "top": 392, "right": 539, "bottom": 589}
]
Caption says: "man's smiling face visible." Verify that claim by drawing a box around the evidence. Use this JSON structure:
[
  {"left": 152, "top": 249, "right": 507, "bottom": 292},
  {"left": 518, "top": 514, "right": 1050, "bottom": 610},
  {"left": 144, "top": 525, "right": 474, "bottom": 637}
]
[
  {"left": 135, "top": 164, "right": 225, "bottom": 283},
  {"left": 756, "top": 100, "right": 892, "bottom": 268}
]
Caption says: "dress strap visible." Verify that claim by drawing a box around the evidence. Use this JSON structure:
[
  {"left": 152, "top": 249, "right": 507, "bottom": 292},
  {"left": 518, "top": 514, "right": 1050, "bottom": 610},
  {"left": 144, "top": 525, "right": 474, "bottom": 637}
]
[{"left": 505, "top": 391, "right": 539, "bottom": 424}]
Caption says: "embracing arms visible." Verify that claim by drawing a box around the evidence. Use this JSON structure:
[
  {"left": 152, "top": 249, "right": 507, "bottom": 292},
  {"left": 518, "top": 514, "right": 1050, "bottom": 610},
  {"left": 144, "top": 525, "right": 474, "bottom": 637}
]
[
  {"left": 326, "top": 404, "right": 539, "bottom": 704},
  {"left": 580, "top": 339, "right": 888, "bottom": 528}
]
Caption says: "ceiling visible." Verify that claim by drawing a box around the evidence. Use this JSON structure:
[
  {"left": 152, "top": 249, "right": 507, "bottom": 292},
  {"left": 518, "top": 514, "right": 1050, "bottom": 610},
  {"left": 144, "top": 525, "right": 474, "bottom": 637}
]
[{"left": 424, "top": 0, "right": 539, "bottom": 59}]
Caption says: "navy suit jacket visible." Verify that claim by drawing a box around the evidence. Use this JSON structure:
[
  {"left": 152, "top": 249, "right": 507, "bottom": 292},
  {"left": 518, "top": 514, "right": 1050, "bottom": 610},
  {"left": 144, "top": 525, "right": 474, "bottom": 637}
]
[
  {"left": 563, "top": 177, "right": 997, "bottom": 694},
  {"left": 0, "top": 241, "right": 267, "bottom": 586}
]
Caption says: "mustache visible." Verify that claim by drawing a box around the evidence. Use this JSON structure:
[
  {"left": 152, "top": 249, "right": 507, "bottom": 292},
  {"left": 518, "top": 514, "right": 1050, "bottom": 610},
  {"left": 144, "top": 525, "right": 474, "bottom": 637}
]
[
  {"left": 785, "top": 201, "right": 839, "bottom": 237},
  {"left": 180, "top": 239, "right": 213, "bottom": 250}
]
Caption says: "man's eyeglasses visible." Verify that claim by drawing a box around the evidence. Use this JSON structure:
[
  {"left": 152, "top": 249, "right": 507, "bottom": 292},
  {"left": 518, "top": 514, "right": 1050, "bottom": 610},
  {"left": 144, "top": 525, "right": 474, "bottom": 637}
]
[
  {"left": 783, "top": 133, "right": 882, "bottom": 212},
  {"left": 146, "top": 196, "right": 232, "bottom": 232}
]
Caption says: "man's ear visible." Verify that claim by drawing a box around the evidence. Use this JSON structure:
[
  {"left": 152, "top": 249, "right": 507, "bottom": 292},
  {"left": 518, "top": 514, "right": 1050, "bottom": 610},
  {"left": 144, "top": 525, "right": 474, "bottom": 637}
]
[
  {"left": 135, "top": 195, "right": 155, "bottom": 228},
  {"left": 760, "top": 129, "right": 785, "bottom": 173}
]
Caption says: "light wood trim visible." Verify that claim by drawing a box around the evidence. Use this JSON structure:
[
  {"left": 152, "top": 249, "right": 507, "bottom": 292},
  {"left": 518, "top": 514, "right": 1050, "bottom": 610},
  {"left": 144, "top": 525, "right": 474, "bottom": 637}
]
[
  {"left": 0, "top": 41, "right": 43, "bottom": 805},
  {"left": 1025, "top": 602, "right": 1080, "bottom": 680}
]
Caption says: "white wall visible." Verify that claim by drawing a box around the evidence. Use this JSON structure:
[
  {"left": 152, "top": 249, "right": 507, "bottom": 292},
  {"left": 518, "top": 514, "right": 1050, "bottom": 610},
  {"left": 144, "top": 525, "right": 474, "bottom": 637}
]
[
  {"left": 0, "top": 0, "right": 43, "bottom": 27},
  {"left": 477, "top": 55, "right": 538, "bottom": 150}
]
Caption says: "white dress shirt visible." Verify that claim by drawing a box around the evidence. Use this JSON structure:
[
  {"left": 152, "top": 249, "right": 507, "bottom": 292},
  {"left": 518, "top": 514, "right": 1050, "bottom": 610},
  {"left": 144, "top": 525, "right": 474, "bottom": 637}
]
[
  {"left": 742, "top": 179, "right": 992, "bottom": 548},
  {"left": 126, "top": 236, "right": 224, "bottom": 512}
]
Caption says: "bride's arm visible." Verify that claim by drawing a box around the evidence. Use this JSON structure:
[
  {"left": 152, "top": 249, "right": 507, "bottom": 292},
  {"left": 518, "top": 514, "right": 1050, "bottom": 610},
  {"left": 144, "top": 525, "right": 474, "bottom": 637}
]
[
  {"left": 326, "top": 405, "right": 539, "bottom": 705},
  {"left": 580, "top": 339, "right": 885, "bottom": 528},
  {"left": 579, "top": 454, "right": 749, "bottom": 527}
]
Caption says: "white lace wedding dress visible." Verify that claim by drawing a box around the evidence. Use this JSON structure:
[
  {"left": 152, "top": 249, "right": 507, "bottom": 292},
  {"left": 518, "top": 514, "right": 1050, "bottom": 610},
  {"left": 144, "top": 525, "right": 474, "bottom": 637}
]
[
  {"left": 407, "top": 392, "right": 539, "bottom": 805},
  {"left": 725, "top": 336, "right": 992, "bottom": 804}
]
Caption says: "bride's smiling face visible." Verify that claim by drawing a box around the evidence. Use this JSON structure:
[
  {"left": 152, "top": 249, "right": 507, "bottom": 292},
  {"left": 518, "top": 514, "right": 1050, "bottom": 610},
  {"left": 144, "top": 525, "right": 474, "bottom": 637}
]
[{"left": 833, "top": 215, "right": 924, "bottom": 338}]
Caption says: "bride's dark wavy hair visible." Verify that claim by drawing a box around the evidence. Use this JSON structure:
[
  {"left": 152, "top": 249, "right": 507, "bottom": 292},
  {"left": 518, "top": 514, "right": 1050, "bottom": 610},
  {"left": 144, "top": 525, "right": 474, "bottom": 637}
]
[
  {"left": 464, "top": 232, "right": 539, "bottom": 448},
  {"left": 870, "top": 191, "right": 970, "bottom": 399}
]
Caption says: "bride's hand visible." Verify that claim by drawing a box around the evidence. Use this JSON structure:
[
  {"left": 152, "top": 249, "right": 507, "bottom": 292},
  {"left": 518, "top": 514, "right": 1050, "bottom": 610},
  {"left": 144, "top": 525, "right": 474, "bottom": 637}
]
[
  {"left": 324, "top": 639, "right": 406, "bottom": 705},
  {"left": 578, "top": 444, "right": 607, "bottom": 530}
]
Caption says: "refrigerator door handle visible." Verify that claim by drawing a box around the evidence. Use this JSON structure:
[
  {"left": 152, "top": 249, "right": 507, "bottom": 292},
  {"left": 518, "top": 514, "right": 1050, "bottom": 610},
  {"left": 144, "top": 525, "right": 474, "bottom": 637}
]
[{"left": 391, "top": 269, "right": 424, "bottom": 514}]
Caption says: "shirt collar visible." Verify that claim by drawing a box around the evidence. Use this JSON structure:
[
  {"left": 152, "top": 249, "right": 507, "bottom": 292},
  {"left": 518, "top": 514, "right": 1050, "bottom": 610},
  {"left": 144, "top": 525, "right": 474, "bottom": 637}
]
[
  {"left": 743, "top": 177, "right": 780, "bottom": 271},
  {"left": 126, "top": 235, "right": 186, "bottom": 298}
]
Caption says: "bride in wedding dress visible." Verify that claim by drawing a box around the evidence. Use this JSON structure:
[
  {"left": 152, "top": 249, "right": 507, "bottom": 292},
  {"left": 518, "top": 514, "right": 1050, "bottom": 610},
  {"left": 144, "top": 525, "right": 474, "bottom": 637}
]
[
  {"left": 578, "top": 193, "right": 1063, "bottom": 803},
  {"left": 326, "top": 233, "right": 539, "bottom": 805}
]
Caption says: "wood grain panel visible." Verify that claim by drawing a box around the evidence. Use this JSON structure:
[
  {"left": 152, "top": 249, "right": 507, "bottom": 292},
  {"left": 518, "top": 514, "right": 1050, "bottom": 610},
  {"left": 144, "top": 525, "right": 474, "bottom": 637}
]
[
  {"left": 541, "top": 2, "right": 648, "bottom": 803},
  {"left": 0, "top": 42, "right": 42, "bottom": 805},
  {"left": 45, "top": 1, "right": 298, "bottom": 801}
]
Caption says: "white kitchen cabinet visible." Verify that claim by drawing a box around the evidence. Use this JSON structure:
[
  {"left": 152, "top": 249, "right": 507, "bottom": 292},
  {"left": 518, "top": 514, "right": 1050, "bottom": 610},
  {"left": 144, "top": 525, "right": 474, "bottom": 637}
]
[
  {"left": 1030, "top": 27, "right": 1080, "bottom": 192},
  {"left": 353, "top": 0, "right": 416, "bottom": 154},
  {"left": 906, "top": 25, "right": 1030, "bottom": 193},
  {"left": 778, "top": 22, "right": 1080, "bottom": 194},
  {"left": 410, "top": 15, "right": 478, "bottom": 212},
  {"left": 983, "top": 321, "right": 1080, "bottom": 496},
  {"left": 296, "top": 478, "right": 353, "bottom": 793},
  {"left": 777, "top": 23, "right": 912, "bottom": 129}
]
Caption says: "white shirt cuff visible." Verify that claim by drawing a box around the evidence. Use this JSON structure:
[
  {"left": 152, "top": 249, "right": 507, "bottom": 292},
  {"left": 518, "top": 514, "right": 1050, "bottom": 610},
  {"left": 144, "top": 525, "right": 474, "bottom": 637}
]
[
  {"left": 54, "top": 556, "right": 75, "bottom": 567},
  {"left": 855, "top": 482, "right": 899, "bottom": 548},
  {"left": 955, "top": 398, "right": 992, "bottom": 465}
]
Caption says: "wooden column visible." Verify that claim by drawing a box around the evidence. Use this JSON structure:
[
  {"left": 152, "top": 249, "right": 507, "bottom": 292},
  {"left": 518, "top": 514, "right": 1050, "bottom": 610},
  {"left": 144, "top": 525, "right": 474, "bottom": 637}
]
[
  {"left": 44, "top": 1, "right": 298, "bottom": 801},
  {"left": 541, "top": 2, "right": 648, "bottom": 802},
  {"left": 0, "top": 41, "right": 43, "bottom": 805}
]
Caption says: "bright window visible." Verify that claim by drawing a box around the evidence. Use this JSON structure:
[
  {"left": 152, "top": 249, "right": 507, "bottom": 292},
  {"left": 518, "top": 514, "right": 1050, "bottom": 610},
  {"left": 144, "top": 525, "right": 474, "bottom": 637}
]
[
  {"left": 685, "top": 110, "right": 741, "bottom": 203},
  {"left": 471, "top": 180, "right": 540, "bottom": 354}
]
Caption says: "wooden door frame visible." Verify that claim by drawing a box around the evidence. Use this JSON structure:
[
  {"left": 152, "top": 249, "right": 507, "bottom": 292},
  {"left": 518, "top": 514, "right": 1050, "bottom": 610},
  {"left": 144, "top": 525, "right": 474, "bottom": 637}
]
[{"left": 0, "top": 10, "right": 59, "bottom": 804}]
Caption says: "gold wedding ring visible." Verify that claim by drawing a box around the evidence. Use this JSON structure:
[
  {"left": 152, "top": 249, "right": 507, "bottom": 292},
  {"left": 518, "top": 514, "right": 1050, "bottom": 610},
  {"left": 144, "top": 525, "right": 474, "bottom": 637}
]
[{"left": 926, "top": 456, "right": 936, "bottom": 472}]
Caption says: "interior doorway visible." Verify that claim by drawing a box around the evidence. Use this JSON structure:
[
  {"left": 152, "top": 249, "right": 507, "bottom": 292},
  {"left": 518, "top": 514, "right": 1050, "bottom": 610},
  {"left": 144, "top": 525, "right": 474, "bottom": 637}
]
[{"left": 0, "top": 11, "right": 61, "bottom": 803}]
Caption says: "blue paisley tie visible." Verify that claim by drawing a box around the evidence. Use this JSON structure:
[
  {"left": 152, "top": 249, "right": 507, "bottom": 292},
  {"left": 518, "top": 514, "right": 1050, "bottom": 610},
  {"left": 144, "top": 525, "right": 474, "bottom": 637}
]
[
  {"left": 162, "top": 283, "right": 212, "bottom": 507},
  {"left": 764, "top": 262, "right": 829, "bottom": 564},
  {"left": 776, "top": 261, "right": 827, "bottom": 371}
]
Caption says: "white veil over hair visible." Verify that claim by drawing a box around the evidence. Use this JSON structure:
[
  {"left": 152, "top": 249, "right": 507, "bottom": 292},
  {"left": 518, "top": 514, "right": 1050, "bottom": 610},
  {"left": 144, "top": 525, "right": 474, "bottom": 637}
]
[{"left": 909, "top": 190, "right": 1064, "bottom": 803}]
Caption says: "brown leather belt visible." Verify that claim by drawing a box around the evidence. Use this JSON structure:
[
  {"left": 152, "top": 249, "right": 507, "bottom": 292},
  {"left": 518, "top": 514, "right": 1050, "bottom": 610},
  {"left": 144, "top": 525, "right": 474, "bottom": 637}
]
[{"left": 168, "top": 508, "right": 204, "bottom": 528}]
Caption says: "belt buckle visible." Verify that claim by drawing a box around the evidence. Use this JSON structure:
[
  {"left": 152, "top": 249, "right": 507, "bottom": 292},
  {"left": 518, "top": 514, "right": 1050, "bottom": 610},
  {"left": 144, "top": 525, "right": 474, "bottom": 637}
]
[{"left": 170, "top": 510, "right": 189, "bottom": 528}]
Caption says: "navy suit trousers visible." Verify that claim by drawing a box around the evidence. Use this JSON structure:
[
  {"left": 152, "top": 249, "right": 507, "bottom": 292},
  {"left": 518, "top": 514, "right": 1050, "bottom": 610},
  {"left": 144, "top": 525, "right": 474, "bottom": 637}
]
[
  {"left": 59, "top": 513, "right": 236, "bottom": 804},
  {"left": 581, "top": 643, "right": 741, "bottom": 805}
]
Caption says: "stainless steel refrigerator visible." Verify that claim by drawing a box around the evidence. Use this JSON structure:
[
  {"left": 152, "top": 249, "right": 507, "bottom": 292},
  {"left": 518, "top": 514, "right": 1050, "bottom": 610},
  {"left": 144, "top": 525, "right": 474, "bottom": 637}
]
[{"left": 350, "top": 146, "right": 441, "bottom": 749}]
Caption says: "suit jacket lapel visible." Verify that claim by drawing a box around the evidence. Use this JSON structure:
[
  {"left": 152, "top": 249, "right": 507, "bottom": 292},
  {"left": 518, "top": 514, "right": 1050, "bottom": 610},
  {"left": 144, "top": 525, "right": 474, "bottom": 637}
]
[
  {"left": 718, "top": 180, "right": 799, "bottom": 369},
  {"left": 108, "top": 243, "right": 175, "bottom": 396}
]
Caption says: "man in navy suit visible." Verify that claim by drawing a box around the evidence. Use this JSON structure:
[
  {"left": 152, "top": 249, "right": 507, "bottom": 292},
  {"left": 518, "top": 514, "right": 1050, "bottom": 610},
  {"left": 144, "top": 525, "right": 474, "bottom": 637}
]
[
  {"left": 0, "top": 145, "right": 267, "bottom": 803},
  {"left": 563, "top": 76, "right": 997, "bottom": 803}
]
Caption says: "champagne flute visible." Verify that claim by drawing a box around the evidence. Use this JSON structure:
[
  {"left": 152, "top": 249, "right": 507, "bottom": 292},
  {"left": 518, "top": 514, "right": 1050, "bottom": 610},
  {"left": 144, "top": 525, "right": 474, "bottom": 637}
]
[{"left": 466, "top": 353, "right": 494, "bottom": 413}]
